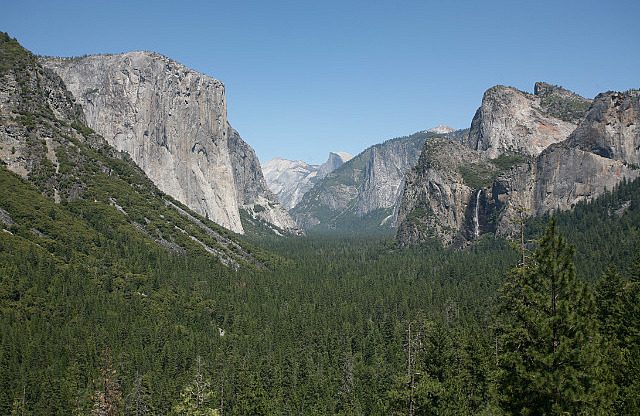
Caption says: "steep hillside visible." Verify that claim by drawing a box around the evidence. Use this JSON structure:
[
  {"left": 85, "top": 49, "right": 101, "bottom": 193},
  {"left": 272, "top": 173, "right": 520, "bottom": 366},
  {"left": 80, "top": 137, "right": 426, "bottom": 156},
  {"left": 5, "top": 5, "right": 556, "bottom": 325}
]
[
  {"left": 40, "top": 52, "right": 300, "bottom": 236},
  {"left": 396, "top": 85, "right": 640, "bottom": 246},
  {"left": 290, "top": 131, "right": 434, "bottom": 234},
  {"left": 463, "top": 82, "right": 590, "bottom": 157},
  {"left": 0, "top": 32, "right": 272, "bottom": 269},
  {"left": 262, "top": 151, "right": 352, "bottom": 210},
  {"left": 395, "top": 138, "right": 527, "bottom": 245}
]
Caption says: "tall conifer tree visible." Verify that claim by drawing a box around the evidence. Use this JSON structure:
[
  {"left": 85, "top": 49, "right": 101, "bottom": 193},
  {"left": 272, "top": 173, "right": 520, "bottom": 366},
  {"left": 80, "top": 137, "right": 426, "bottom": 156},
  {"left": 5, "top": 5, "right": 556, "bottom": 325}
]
[{"left": 494, "top": 219, "right": 611, "bottom": 414}]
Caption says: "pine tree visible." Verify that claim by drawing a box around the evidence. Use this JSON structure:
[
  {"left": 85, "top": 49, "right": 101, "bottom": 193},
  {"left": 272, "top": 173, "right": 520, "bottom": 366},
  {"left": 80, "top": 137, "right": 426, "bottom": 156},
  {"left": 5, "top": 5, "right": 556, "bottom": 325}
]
[
  {"left": 595, "top": 265, "right": 639, "bottom": 414},
  {"left": 494, "top": 219, "right": 612, "bottom": 415},
  {"left": 125, "top": 371, "right": 152, "bottom": 415},
  {"left": 173, "top": 356, "right": 218, "bottom": 416}
]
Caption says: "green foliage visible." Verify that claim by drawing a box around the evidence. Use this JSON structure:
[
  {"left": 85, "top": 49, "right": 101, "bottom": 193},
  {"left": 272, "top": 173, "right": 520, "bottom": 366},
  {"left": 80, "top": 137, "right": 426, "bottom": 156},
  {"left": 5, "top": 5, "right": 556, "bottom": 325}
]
[
  {"left": 525, "top": 176, "right": 640, "bottom": 280},
  {"left": 540, "top": 95, "right": 592, "bottom": 122},
  {"left": 173, "top": 357, "right": 219, "bottom": 415},
  {"left": 490, "top": 152, "right": 527, "bottom": 171},
  {"left": 0, "top": 31, "right": 37, "bottom": 73},
  {"left": 458, "top": 163, "right": 497, "bottom": 189},
  {"left": 308, "top": 207, "right": 395, "bottom": 236},
  {"left": 1, "top": 32, "right": 639, "bottom": 416},
  {"left": 71, "top": 121, "right": 95, "bottom": 138},
  {"left": 595, "top": 260, "right": 640, "bottom": 413},
  {"left": 459, "top": 152, "right": 527, "bottom": 189},
  {"left": 494, "top": 220, "right": 612, "bottom": 414},
  {"left": 2, "top": 174, "right": 640, "bottom": 413}
]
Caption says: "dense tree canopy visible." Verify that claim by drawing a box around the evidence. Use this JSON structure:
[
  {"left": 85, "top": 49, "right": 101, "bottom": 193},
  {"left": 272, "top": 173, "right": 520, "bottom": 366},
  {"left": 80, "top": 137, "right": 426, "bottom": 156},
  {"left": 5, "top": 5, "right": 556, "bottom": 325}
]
[
  {"left": 1, "top": 166, "right": 640, "bottom": 414},
  {"left": 495, "top": 220, "right": 611, "bottom": 414}
]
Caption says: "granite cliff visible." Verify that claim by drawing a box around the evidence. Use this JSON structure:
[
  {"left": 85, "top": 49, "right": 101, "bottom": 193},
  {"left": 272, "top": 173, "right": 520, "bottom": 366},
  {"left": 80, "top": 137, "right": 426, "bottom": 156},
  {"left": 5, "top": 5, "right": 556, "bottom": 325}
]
[
  {"left": 41, "top": 52, "right": 300, "bottom": 235},
  {"left": 396, "top": 84, "right": 639, "bottom": 246},
  {"left": 487, "top": 90, "right": 640, "bottom": 235},
  {"left": 395, "top": 137, "right": 491, "bottom": 245},
  {"left": 291, "top": 130, "right": 460, "bottom": 234},
  {"left": 262, "top": 151, "right": 352, "bottom": 210},
  {"left": 0, "top": 33, "right": 268, "bottom": 268},
  {"left": 463, "top": 82, "right": 590, "bottom": 157}
]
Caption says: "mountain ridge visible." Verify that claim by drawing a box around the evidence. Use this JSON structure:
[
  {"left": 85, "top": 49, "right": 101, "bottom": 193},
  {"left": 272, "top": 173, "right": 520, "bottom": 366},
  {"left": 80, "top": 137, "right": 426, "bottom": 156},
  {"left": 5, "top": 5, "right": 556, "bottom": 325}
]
[
  {"left": 0, "top": 32, "right": 272, "bottom": 268},
  {"left": 290, "top": 129, "right": 462, "bottom": 234},
  {"left": 40, "top": 51, "right": 301, "bottom": 236},
  {"left": 396, "top": 83, "right": 640, "bottom": 246},
  {"left": 262, "top": 151, "right": 353, "bottom": 210}
]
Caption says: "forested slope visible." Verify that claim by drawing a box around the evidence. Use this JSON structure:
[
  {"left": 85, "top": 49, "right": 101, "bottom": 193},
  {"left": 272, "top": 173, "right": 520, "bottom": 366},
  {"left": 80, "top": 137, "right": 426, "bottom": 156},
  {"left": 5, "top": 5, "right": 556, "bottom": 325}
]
[
  {"left": 3, "top": 172, "right": 639, "bottom": 413},
  {"left": 1, "top": 31, "right": 639, "bottom": 415}
]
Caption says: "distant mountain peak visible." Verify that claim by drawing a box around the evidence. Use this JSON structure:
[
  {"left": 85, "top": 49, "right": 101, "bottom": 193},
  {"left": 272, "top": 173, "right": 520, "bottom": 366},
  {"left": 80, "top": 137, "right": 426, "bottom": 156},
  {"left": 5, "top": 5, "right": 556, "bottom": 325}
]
[
  {"left": 427, "top": 125, "right": 456, "bottom": 134},
  {"left": 328, "top": 151, "right": 353, "bottom": 162},
  {"left": 262, "top": 151, "right": 352, "bottom": 210}
]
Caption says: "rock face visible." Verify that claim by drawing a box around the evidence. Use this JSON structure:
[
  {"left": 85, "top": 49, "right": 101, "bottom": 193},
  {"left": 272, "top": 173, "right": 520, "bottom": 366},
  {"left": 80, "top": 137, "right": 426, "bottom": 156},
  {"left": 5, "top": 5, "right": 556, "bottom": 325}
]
[
  {"left": 1, "top": 45, "right": 86, "bottom": 184},
  {"left": 566, "top": 90, "right": 640, "bottom": 165},
  {"left": 489, "top": 91, "right": 640, "bottom": 234},
  {"left": 317, "top": 151, "right": 353, "bottom": 179},
  {"left": 41, "top": 52, "right": 300, "bottom": 235},
  {"left": 291, "top": 130, "right": 449, "bottom": 234},
  {"left": 396, "top": 84, "right": 640, "bottom": 246},
  {"left": 463, "top": 83, "right": 588, "bottom": 158},
  {"left": 262, "top": 151, "right": 352, "bottom": 210},
  {"left": 226, "top": 126, "right": 301, "bottom": 234},
  {"left": 262, "top": 158, "right": 319, "bottom": 210},
  {"left": 0, "top": 34, "right": 267, "bottom": 268},
  {"left": 488, "top": 144, "right": 639, "bottom": 235},
  {"left": 395, "top": 137, "right": 490, "bottom": 245}
]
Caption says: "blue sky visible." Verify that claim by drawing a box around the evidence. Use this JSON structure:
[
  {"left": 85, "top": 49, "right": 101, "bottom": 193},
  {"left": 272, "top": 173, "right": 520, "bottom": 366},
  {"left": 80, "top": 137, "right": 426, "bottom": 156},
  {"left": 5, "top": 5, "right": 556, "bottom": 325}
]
[{"left": 3, "top": 0, "right": 639, "bottom": 164}]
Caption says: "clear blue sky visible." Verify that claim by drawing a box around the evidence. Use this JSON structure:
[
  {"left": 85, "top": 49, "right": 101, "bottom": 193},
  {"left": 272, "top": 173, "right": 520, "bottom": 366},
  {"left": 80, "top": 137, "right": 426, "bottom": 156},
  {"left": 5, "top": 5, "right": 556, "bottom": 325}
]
[{"left": 3, "top": 0, "right": 639, "bottom": 164}]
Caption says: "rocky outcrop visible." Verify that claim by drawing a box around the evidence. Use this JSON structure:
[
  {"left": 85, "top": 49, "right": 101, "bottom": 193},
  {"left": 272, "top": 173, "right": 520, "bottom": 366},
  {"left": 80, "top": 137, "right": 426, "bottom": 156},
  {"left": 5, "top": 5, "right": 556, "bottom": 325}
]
[
  {"left": 291, "top": 131, "right": 436, "bottom": 233},
  {"left": 0, "top": 34, "right": 268, "bottom": 267},
  {"left": 262, "top": 158, "right": 319, "bottom": 210},
  {"left": 226, "top": 126, "right": 301, "bottom": 233},
  {"left": 463, "top": 84, "right": 586, "bottom": 157},
  {"left": 262, "top": 151, "right": 352, "bottom": 210},
  {"left": 535, "top": 82, "right": 593, "bottom": 124},
  {"left": 566, "top": 91, "right": 640, "bottom": 165},
  {"left": 317, "top": 151, "right": 353, "bottom": 179},
  {"left": 488, "top": 143, "right": 639, "bottom": 235},
  {"left": 395, "top": 137, "right": 491, "bottom": 246},
  {"left": 1, "top": 40, "right": 86, "bottom": 184},
  {"left": 488, "top": 90, "right": 640, "bottom": 234},
  {"left": 41, "top": 52, "right": 300, "bottom": 235},
  {"left": 352, "top": 136, "right": 426, "bottom": 217},
  {"left": 396, "top": 85, "right": 640, "bottom": 246}
]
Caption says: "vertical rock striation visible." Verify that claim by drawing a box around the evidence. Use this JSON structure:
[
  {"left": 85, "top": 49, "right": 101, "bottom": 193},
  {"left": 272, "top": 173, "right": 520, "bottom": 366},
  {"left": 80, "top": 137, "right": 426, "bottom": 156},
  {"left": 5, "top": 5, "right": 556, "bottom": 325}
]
[
  {"left": 291, "top": 131, "right": 431, "bottom": 233},
  {"left": 566, "top": 90, "right": 640, "bottom": 165},
  {"left": 41, "top": 52, "right": 300, "bottom": 234},
  {"left": 396, "top": 84, "right": 639, "bottom": 246},
  {"left": 262, "top": 151, "right": 353, "bottom": 210},
  {"left": 395, "top": 137, "right": 489, "bottom": 246}
]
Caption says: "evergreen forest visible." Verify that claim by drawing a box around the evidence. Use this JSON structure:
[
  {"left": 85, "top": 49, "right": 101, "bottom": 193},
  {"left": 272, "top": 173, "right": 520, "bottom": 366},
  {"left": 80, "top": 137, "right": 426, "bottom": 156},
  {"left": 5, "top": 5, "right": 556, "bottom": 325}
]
[
  {"left": 1, "top": 31, "right": 640, "bottom": 415},
  {"left": 2, "top": 158, "right": 640, "bottom": 414}
]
